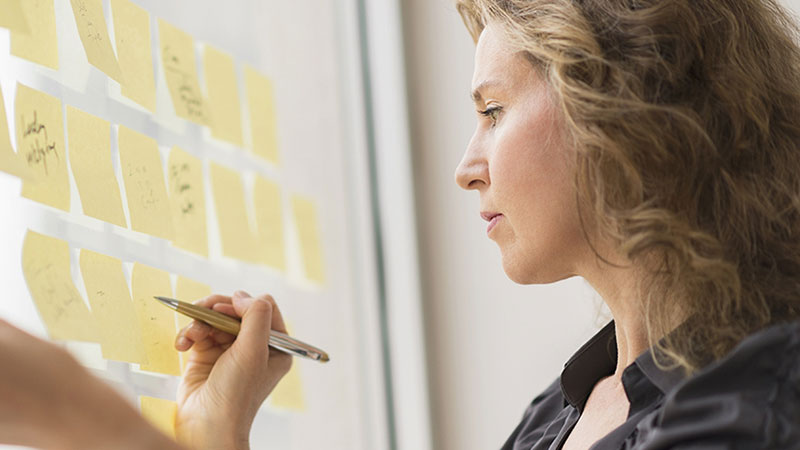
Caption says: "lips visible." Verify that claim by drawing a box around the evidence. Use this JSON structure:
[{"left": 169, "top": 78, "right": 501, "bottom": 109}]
[{"left": 481, "top": 211, "right": 503, "bottom": 234}]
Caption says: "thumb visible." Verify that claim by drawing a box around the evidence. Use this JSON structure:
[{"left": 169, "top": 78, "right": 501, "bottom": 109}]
[{"left": 232, "top": 291, "right": 272, "bottom": 356}]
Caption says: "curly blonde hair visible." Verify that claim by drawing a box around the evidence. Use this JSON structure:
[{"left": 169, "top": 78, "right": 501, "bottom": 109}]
[{"left": 456, "top": 0, "right": 800, "bottom": 373}]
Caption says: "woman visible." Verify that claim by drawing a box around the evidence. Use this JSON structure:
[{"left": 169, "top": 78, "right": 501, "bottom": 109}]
[
  {"left": 2, "top": 0, "right": 800, "bottom": 448},
  {"left": 454, "top": 0, "right": 800, "bottom": 448}
]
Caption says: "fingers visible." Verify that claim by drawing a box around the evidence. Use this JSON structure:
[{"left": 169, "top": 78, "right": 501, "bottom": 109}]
[
  {"left": 175, "top": 320, "right": 211, "bottom": 351},
  {"left": 232, "top": 291, "right": 271, "bottom": 338},
  {"left": 258, "top": 294, "right": 288, "bottom": 335},
  {"left": 175, "top": 291, "right": 286, "bottom": 357},
  {"left": 194, "top": 294, "right": 232, "bottom": 309},
  {"left": 175, "top": 294, "right": 234, "bottom": 350},
  {"left": 231, "top": 291, "right": 273, "bottom": 361},
  {"left": 249, "top": 294, "right": 292, "bottom": 374},
  {"left": 211, "top": 303, "right": 236, "bottom": 317}
]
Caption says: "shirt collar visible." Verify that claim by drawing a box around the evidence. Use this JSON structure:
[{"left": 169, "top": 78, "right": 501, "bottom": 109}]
[
  {"left": 559, "top": 321, "right": 616, "bottom": 411},
  {"left": 559, "top": 320, "right": 689, "bottom": 411},
  {"left": 632, "top": 344, "right": 687, "bottom": 395}
]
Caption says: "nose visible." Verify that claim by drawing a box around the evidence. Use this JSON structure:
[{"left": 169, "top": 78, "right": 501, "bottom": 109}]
[{"left": 455, "top": 131, "right": 489, "bottom": 191}]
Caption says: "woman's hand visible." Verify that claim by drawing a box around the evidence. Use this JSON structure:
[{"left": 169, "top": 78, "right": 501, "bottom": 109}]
[
  {"left": 174, "top": 291, "right": 292, "bottom": 450},
  {"left": 0, "top": 319, "right": 184, "bottom": 450}
]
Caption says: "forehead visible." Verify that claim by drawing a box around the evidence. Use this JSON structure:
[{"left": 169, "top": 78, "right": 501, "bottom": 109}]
[{"left": 471, "top": 24, "right": 533, "bottom": 94}]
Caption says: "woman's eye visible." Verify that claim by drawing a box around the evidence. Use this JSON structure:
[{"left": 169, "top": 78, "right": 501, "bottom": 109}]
[{"left": 479, "top": 106, "right": 502, "bottom": 126}]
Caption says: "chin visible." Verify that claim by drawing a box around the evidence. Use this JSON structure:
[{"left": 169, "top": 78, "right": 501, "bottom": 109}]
[{"left": 501, "top": 253, "right": 571, "bottom": 285}]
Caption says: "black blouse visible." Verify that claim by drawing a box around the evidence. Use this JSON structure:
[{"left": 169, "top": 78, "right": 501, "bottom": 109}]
[{"left": 502, "top": 321, "right": 800, "bottom": 449}]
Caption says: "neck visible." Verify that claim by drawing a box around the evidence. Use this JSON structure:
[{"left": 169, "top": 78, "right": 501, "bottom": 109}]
[
  {"left": 581, "top": 263, "right": 650, "bottom": 380},
  {"left": 607, "top": 299, "right": 649, "bottom": 378}
]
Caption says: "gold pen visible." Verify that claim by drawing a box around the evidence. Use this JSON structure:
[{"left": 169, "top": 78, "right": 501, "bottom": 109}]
[{"left": 154, "top": 296, "right": 330, "bottom": 363}]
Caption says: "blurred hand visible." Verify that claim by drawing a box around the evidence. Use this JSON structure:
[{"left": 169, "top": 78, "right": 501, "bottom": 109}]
[
  {"left": 0, "top": 319, "right": 183, "bottom": 450},
  {"left": 174, "top": 291, "right": 292, "bottom": 450}
]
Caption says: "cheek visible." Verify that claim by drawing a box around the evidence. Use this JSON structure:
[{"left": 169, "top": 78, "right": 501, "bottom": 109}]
[
  {"left": 490, "top": 113, "right": 583, "bottom": 281},
  {"left": 491, "top": 110, "right": 572, "bottom": 208}
]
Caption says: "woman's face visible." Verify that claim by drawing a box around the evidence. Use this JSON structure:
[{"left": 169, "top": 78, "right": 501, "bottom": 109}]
[{"left": 455, "top": 24, "right": 588, "bottom": 284}]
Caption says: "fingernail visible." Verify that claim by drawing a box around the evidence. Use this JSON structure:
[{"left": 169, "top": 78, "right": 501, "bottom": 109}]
[
  {"left": 233, "top": 290, "right": 251, "bottom": 299},
  {"left": 177, "top": 336, "right": 190, "bottom": 349},
  {"left": 233, "top": 293, "right": 253, "bottom": 308}
]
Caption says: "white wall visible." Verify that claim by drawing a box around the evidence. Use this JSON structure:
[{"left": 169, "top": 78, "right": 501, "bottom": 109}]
[{"left": 399, "top": 2, "right": 605, "bottom": 449}]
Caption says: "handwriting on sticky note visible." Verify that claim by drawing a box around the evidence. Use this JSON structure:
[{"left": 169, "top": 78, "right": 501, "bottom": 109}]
[
  {"left": 291, "top": 195, "right": 325, "bottom": 284},
  {"left": 167, "top": 147, "right": 208, "bottom": 256},
  {"left": 210, "top": 163, "right": 257, "bottom": 262},
  {"left": 0, "top": 81, "right": 29, "bottom": 178},
  {"left": 244, "top": 66, "right": 279, "bottom": 164},
  {"left": 140, "top": 396, "right": 177, "bottom": 439},
  {"left": 70, "top": 0, "right": 123, "bottom": 83},
  {"left": 79, "top": 250, "right": 147, "bottom": 364},
  {"left": 21, "top": 230, "right": 98, "bottom": 342},
  {"left": 111, "top": 0, "right": 155, "bottom": 112},
  {"left": 118, "top": 125, "right": 174, "bottom": 239},
  {"left": 11, "top": 0, "right": 58, "bottom": 69},
  {"left": 67, "top": 106, "right": 127, "bottom": 227},
  {"left": 204, "top": 46, "right": 243, "bottom": 146},
  {"left": 16, "top": 83, "right": 70, "bottom": 211},
  {"left": 22, "top": 112, "right": 57, "bottom": 172},
  {"left": 158, "top": 19, "right": 208, "bottom": 125},
  {"left": 253, "top": 176, "right": 286, "bottom": 271},
  {"left": 0, "top": 0, "right": 30, "bottom": 33},
  {"left": 132, "top": 263, "right": 181, "bottom": 376}
]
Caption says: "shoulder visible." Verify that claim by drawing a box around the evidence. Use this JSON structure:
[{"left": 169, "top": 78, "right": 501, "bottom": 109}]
[
  {"left": 636, "top": 321, "right": 800, "bottom": 449},
  {"left": 502, "top": 378, "right": 568, "bottom": 449},
  {"left": 516, "top": 377, "right": 566, "bottom": 428}
]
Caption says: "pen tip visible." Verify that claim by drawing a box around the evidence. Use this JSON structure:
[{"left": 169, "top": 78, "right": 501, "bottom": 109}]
[{"left": 153, "top": 296, "right": 178, "bottom": 309}]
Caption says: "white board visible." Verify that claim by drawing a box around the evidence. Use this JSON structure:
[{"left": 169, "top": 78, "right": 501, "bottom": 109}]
[{"left": 0, "top": 0, "right": 391, "bottom": 449}]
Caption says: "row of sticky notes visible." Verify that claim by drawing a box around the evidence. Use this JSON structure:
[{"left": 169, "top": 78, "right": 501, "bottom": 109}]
[
  {"left": 1, "top": 0, "right": 280, "bottom": 162},
  {"left": 21, "top": 229, "right": 201, "bottom": 375},
  {"left": 1, "top": 82, "right": 324, "bottom": 283},
  {"left": 21, "top": 229, "right": 306, "bottom": 411}
]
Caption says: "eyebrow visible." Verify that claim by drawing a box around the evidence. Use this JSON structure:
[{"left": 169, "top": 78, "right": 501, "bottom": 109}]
[{"left": 470, "top": 80, "right": 502, "bottom": 103}]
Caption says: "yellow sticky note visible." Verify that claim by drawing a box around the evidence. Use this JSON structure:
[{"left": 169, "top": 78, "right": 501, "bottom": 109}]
[
  {"left": 291, "top": 195, "right": 325, "bottom": 284},
  {"left": 210, "top": 163, "right": 257, "bottom": 262},
  {"left": 111, "top": 0, "right": 155, "bottom": 112},
  {"left": 204, "top": 46, "right": 242, "bottom": 146},
  {"left": 167, "top": 147, "right": 207, "bottom": 256},
  {"left": 270, "top": 322, "right": 306, "bottom": 411},
  {"left": 21, "top": 230, "right": 97, "bottom": 342},
  {"left": 11, "top": 0, "right": 58, "bottom": 69},
  {"left": 16, "top": 84, "right": 70, "bottom": 211},
  {"left": 140, "top": 396, "right": 177, "bottom": 439},
  {"left": 175, "top": 276, "right": 211, "bottom": 305},
  {"left": 158, "top": 19, "right": 208, "bottom": 125},
  {"left": 174, "top": 276, "right": 211, "bottom": 373},
  {"left": 131, "top": 263, "right": 180, "bottom": 376},
  {"left": 70, "top": 0, "right": 123, "bottom": 83},
  {"left": 0, "top": 82, "right": 29, "bottom": 178},
  {"left": 79, "top": 250, "right": 146, "bottom": 364},
  {"left": 118, "top": 125, "right": 174, "bottom": 240},
  {"left": 0, "top": 0, "right": 30, "bottom": 33},
  {"left": 253, "top": 176, "right": 285, "bottom": 271},
  {"left": 244, "top": 66, "right": 279, "bottom": 164},
  {"left": 67, "top": 106, "right": 126, "bottom": 227}
]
